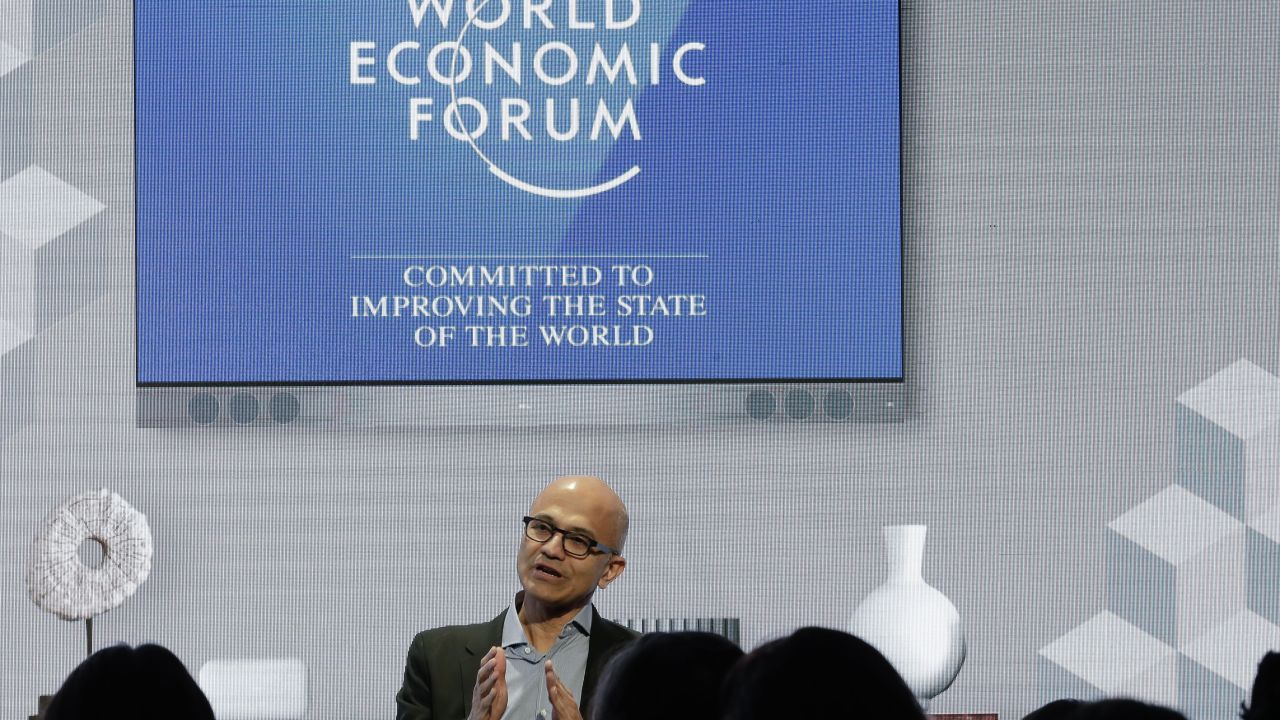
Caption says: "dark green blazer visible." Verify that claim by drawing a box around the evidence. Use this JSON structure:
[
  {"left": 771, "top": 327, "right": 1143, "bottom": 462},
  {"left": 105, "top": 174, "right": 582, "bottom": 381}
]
[{"left": 396, "top": 607, "right": 639, "bottom": 720}]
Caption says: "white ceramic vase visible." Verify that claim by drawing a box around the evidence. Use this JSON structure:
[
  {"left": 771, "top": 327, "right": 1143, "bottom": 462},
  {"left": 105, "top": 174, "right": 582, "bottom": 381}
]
[{"left": 848, "top": 525, "right": 966, "bottom": 711}]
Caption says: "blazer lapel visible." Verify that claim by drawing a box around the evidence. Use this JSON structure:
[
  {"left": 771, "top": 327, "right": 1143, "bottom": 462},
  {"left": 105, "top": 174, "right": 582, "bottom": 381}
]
[
  {"left": 580, "top": 608, "right": 637, "bottom": 718},
  {"left": 461, "top": 610, "right": 507, "bottom": 718}
]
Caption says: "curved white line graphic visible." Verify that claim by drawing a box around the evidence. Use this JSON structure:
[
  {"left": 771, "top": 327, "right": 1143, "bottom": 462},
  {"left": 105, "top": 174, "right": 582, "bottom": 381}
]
[{"left": 448, "top": 0, "right": 641, "bottom": 199}]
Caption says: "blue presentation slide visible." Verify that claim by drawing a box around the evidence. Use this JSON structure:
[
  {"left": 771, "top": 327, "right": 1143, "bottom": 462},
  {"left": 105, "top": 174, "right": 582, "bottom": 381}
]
[{"left": 135, "top": 0, "right": 903, "bottom": 384}]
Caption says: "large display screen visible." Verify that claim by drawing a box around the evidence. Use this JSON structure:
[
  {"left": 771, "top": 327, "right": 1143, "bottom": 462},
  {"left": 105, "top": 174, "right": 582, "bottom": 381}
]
[{"left": 135, "top": 0, "right": 903, "bottom": 384}]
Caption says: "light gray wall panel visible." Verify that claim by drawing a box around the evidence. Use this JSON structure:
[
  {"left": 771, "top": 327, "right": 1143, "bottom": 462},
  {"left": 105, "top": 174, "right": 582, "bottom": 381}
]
[{"left": 2, "top": 1, "right": 1279, "bottom": 718}]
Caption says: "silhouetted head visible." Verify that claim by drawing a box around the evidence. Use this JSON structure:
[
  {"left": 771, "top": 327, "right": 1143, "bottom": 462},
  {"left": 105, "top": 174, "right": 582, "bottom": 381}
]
[
  {"left": 1242, "top": 652, "right": 1280, "bottom": 720},
  {"left": 721, "top": 626, "right": 924, "bottom": 720},
  {"left": 1072, "top": 699, "right": 1187, "bottom": 720},
  {"left": 44, "top": 643, "right": 214, "bottom": 720},
  {"left": 590, "top": 631, "right": 742, "bottom": 720},
  {"left": 1024, "top": 699, "right": 1085, "bottom": 720}
]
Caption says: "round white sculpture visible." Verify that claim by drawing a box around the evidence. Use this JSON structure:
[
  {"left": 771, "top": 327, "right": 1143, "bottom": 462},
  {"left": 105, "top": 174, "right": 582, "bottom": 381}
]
[
  {"left": 849, "top": 525, "right": 966, "bottom": 710},
  {"left": 26, "top": 489, "right": 153, "bottom": 621}
]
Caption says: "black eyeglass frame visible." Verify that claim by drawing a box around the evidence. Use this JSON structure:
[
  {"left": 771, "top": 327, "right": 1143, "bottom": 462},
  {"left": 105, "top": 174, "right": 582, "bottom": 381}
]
[{"left": 521, "top": 516, "right": 620, "bottom": 558}]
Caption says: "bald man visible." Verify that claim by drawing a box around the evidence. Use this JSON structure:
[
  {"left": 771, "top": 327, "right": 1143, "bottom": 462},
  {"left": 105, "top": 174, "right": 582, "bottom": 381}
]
[{"left": 396, "top": 476, "right": 638, "bottom": 720}]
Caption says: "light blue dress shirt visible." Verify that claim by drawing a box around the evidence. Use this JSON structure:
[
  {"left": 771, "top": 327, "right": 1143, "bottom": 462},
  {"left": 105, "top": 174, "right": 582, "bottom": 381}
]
[{"left": 500, "top": 598, "right": 592, "bottom": 720}]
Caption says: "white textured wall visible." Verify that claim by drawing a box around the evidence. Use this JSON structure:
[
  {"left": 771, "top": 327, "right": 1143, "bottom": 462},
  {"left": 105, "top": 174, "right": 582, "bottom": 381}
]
[{"left": 2, "top": 1, "right": 1278, "bottom": 718}]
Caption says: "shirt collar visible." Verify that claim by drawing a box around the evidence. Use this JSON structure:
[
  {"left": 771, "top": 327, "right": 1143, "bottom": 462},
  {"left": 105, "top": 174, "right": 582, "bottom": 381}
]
[{"left": 501, "top": 592, "right": 594, "bottom": 648}]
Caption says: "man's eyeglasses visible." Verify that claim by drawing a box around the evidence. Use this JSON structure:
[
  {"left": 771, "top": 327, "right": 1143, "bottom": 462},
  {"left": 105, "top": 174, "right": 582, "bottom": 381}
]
[{"left": 522, "top": 516, "right": 619, "bottom": 558}]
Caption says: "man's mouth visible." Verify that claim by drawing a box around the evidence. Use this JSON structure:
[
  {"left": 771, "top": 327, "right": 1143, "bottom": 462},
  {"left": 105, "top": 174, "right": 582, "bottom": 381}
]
[{"left": 533, "top": 563, "right": 563, "bottom": 579}]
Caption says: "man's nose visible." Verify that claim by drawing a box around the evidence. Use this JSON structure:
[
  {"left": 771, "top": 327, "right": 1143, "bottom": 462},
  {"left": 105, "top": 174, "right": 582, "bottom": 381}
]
[{"left": 540, "top": 532, "right": 567, "bottom": 558}]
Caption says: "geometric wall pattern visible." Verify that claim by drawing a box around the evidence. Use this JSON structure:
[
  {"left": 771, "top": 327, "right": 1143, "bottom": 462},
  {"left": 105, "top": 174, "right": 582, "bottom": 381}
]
[
  {"left": 1040, "top": 359, "right": 1280, "bottom": 720},
  {"left": 0, "top": 165, "right": 105, "bottom": 337},
  {"left": 0, "top": 0, "right": 109, "bottom": 439}
]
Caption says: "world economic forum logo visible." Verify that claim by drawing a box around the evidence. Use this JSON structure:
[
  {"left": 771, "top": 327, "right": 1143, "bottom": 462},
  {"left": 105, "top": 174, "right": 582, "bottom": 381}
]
[{"left": 349, "top": 0, "right": 708, "bottom": 199}]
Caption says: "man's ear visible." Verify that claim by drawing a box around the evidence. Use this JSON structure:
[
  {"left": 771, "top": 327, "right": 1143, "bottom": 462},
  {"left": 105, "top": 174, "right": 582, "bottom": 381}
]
[{"left": 597, "top": 555, "right": 626, "bottom": 590}]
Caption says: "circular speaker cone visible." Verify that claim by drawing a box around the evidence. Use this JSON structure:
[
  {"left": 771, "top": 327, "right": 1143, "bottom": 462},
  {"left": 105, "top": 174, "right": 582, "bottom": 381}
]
[
  {"left": 269, "top": 392, "right": 300, "bottom": 424},
  {"left": 745, "top": 389, "right": 777, "bottom": 420},
  {"left": 784, "top": 390, "right": 815, "bottom": 420},
  {"left": 188, "top": 393, "right": 219, "bottom": 425},
  {"left": 228, "top": 392, "right": 260, "bottom": 425},
  {"left": 823, "top": 390, "right": 854, "bottom": 420}
]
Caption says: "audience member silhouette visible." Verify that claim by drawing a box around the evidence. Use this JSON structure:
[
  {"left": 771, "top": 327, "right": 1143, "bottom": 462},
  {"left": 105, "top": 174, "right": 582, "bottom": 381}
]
[
  {"left": 1243, "top": 652, "right": 1280, "bottom": 720},
  {"left": 720, "top": 626, "right": 924, "bottom": 720},
  {"left": 43, "top": 634, "right": 1272, "bottom": 720},
  {"left": 589, "top": 631, "right": 743, "bottom": 720},
  {"left": 1069, "top": 699, "right": 1186, "bottom": 720},
  {"left": 1024, "top": 698, "right": 1084, "bottom": 720},
  {"left": 44, "top": 643, "right": 214, "bottom": 720}
]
